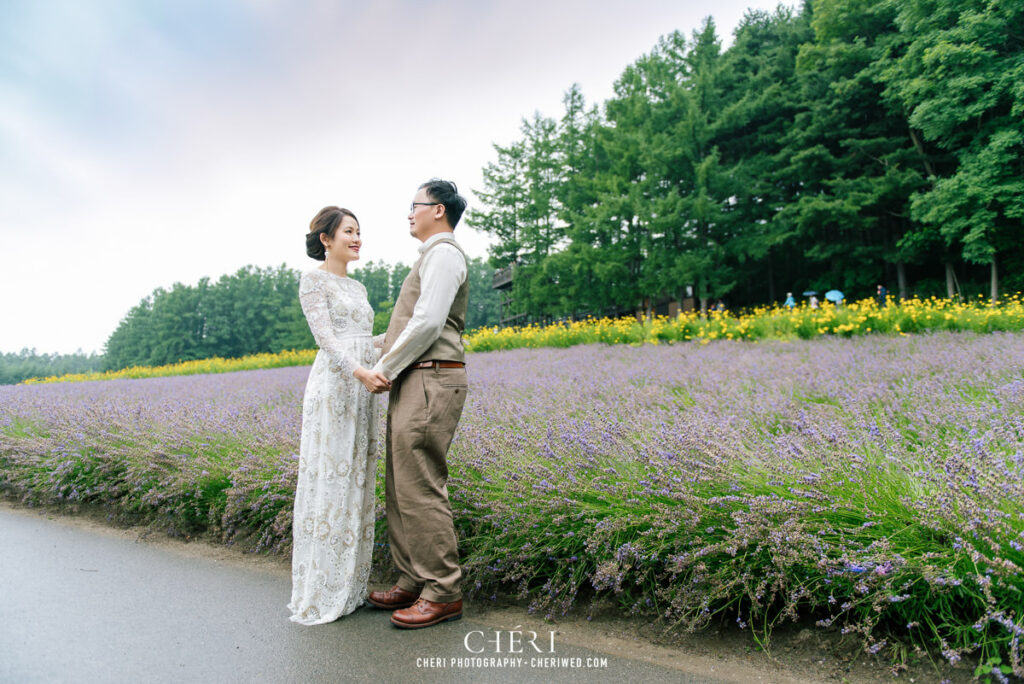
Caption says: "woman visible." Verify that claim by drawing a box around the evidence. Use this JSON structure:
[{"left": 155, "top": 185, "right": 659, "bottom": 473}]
[{"left": 288, "top": 206, "right": 391, "bottom": 625}]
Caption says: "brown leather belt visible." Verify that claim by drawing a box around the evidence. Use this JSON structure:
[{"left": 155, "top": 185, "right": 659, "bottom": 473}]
[{"left": 409, "top": 360, "right": 466, "bottom": 370}]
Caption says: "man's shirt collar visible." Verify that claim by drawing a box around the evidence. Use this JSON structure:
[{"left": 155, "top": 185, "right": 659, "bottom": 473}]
[{"left": 418, "top": 231, "right": 457, "bottom": 254}]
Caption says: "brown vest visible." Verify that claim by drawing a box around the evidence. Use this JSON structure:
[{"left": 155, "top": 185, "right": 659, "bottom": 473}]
[{"left": 382, "top": 236, "right": 468, "bottom": 366}]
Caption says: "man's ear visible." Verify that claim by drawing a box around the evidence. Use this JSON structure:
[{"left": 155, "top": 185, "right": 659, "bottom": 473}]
[{"left": 434, "top": 204, "right": 447, "bottom": 222}]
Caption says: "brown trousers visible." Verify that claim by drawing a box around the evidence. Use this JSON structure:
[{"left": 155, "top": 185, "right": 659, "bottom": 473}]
[{"left": 385, "top": 365, "right": 467, "bottom": 603}]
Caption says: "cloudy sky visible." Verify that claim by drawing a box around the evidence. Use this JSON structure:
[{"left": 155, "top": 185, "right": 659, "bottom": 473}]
[{"left": 1, "top": 0, "right": 787, "bottom": 355}]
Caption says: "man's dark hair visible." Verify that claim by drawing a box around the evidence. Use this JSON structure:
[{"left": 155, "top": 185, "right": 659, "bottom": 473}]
[{"left": 420, "top": 178, "right": 467, "bottom": 229}]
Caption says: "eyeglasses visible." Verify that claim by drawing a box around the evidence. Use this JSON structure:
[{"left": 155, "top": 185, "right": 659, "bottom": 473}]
[{"left": 410, "top": 202, "right": 440, "bottom": 212}]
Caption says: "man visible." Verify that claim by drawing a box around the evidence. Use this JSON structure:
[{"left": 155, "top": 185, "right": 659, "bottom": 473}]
[
  {"left": 877, "top": 284, "right": 888, "bottom": 308},
  {"left": 367, "top": 179, "right": 469, "bottom": 629}
]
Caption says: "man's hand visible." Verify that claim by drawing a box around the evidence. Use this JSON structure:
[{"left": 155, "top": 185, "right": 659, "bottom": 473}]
[{"left": 354, "top": 367, "right": 391, "bottom": 394}]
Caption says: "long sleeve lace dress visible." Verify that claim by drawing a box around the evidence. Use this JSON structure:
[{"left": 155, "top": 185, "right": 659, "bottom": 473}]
[{"left": 288, "top": 268, "right": 383, "bottom": 625}]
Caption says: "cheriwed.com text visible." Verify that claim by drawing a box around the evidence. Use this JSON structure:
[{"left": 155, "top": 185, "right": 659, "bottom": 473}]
[{"left": 413, "top": 626, "right": 609, "bottom": 670}]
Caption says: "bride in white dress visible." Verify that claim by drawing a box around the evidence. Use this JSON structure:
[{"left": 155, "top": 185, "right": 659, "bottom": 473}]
[{"left": 288, "top": 206, "right": 392, "bottom": 625}]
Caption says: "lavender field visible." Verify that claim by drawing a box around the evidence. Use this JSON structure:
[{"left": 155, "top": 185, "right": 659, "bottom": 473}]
[{"left": 3, "top": 332, "right": 1023, "bottom": 673}]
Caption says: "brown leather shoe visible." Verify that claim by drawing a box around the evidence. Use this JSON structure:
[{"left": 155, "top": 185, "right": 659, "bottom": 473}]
[
  {"left": 367, "top": 585, "right": 420, "bottom": 610},
  {"left": 390, "top": 598, "right": 463, "bottom": 629}
]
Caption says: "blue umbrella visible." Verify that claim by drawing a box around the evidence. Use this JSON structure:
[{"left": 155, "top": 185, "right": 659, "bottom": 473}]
[
  {"left": 824, "top": 289, "right": 844, "bottom": 302},
  {"left": 802, "top": 290, "right": 817, "bottom": 297}
]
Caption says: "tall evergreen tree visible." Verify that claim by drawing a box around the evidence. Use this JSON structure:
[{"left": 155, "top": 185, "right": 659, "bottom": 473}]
[
  {"left": 882, "top": 0, "right": 1024, "bottom": 298},
  {"left": 467, "top": 140, "right": 529, "bottom": 269},
  {"left": 466, "top": 1, "right": 1023, "bottom": 319},
  {"left": 771, "top": 0, "right": 927, "bottom": 298},
  {"left": 714, "top": 6, "right": 813, "bottom": 303}
]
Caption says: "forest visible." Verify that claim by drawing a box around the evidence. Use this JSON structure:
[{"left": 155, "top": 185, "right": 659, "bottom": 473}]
[
  {"left": 99, "top": 259, "right": 500, "bottom": 372},
  {"left": 467, "top": 0, "right": 1023, "bottom": 318}
]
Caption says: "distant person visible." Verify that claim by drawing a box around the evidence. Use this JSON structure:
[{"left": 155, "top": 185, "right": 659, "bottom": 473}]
[
  {"left": 715, "top": 299, "right": 725, "bottom": 312},
  {"left": 877, "top": 284, "right": 888, "bottom": 308},
  {"left": 809, "top": 294, "right": 819, "bottom": 309},
  {"left": 289, "top": 207, "right": 390, "bottom": 625},
  {"left": 783, "top": 292, "right": 796, "bottom": 310}
]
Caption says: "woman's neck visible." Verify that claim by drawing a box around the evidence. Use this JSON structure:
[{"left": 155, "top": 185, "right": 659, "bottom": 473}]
[{"left": 321, "top": 257, "right": 348, "bottom": 278}]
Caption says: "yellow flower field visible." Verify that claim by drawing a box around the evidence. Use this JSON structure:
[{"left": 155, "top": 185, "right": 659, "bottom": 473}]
[
  {"left": 23, "top": 295, "right": 1024, "bottom": 384},
  {"left": 463, "top": 294, "right": 1024, "bottom": 351},
  {"left": 23, "top": 349, "right": 317, "bottom": 385}
]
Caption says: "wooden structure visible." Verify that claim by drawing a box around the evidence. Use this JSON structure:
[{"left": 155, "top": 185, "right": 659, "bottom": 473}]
[{"left": 492, "top": 265, "right": 526, "bottom": 326}]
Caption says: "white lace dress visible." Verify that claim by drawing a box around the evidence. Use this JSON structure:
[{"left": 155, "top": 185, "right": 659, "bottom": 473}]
[{"left": 288, "top": 268, "right": 383, "bottom": 625}]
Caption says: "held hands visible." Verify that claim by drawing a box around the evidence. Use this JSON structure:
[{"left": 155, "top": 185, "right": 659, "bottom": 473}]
[{"left": 354, "top": 367, "right": 391, "bottom": 394}]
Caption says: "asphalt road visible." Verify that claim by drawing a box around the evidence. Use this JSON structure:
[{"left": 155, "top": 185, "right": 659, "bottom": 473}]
[{"left": 0, "top": 505, "right": 716, "bottom": 684}]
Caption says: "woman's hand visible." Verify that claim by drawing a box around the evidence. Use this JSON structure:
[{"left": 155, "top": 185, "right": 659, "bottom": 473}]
[{"left": 354, "top": 367, "right": 391, "bottom": 394}]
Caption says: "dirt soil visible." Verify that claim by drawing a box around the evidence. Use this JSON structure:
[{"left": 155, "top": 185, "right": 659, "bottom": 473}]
[{"left": 2, "top": 498, "right": 975, "bottom": 683}]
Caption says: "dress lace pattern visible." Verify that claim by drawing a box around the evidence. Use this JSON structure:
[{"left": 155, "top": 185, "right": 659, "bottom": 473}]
[{"left": 288, "top": 268, "right": 383, "bottom": 625}]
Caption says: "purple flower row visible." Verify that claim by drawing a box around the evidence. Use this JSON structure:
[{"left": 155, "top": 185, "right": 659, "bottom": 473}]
[{"left": 2, "top": 331, "right": 1023, "bottom": 673}]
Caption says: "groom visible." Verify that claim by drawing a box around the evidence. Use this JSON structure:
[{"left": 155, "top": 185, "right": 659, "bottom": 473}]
[{"left": 367, "top": 179, "right": 469, "bottom": 629}]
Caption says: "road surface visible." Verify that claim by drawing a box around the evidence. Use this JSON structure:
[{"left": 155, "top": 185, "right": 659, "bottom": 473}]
[{"left": 1, "top": 503, "right": 763, "bottom": 683}]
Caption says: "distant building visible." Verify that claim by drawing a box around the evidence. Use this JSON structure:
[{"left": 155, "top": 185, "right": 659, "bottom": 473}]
[{"left": 492, "top": 265, "right": 526, "bottom": 326}]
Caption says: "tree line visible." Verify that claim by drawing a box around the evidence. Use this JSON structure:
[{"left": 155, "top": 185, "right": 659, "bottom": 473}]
[
  {"left": 0, "top": 349, "right": 104, "bottom": 386},
  {"left": 1, "top": 259, "right": 500, "bottom": 384},
  {"left": 102, "top": 260, "right": 500, "bottom": 372},
  {"left": 467, "top": 0, "right": 1023, "bottom": 318}
]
